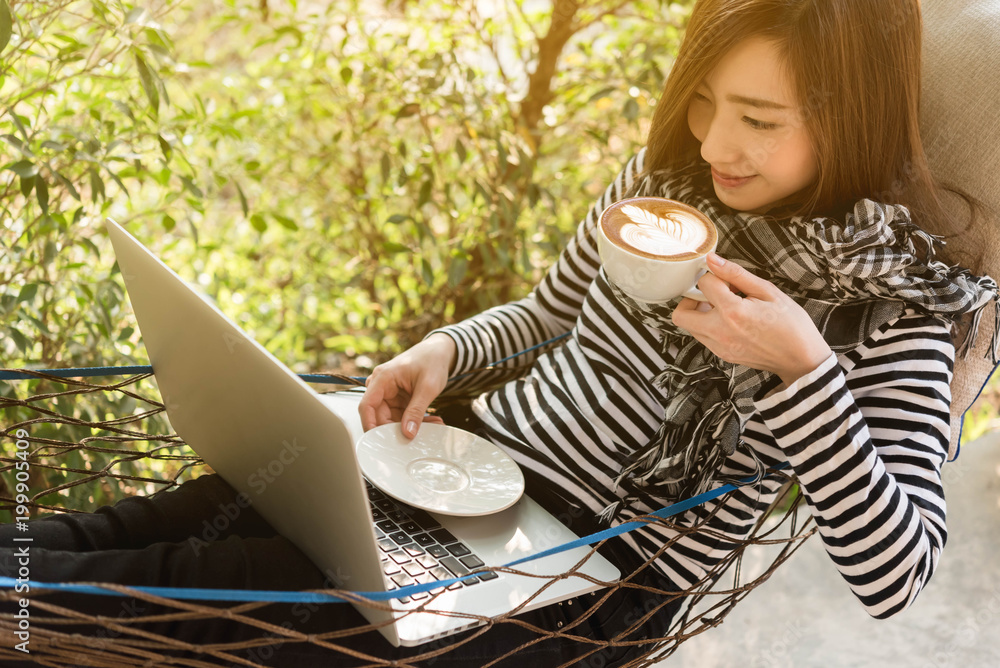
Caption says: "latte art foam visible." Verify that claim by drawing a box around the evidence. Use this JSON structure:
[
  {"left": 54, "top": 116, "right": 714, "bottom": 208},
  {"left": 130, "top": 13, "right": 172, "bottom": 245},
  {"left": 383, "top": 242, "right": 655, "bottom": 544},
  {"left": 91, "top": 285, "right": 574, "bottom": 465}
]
[{"left": 617, "top": 205, "right": 709, "bottom": 257}]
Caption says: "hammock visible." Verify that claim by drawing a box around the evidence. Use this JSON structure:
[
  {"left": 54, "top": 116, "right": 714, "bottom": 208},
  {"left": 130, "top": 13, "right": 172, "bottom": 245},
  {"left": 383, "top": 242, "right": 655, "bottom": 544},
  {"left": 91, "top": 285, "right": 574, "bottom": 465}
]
[{"left": 0, "top": 350, "right": 815, "bottom": 667}]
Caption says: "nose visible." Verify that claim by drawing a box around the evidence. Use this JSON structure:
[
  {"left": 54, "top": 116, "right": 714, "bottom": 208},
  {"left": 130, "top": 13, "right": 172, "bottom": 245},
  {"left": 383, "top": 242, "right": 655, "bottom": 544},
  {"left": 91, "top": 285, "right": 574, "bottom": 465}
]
[{"left": 698, "top": 115, "right": 743, "bottom": 168}]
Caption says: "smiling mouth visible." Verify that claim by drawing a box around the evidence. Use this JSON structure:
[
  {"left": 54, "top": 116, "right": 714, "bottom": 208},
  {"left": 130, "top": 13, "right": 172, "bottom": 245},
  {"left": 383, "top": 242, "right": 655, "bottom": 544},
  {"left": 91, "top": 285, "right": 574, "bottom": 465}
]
[{"left": 711, "top": 168, "right": 756, "bottom": 188}]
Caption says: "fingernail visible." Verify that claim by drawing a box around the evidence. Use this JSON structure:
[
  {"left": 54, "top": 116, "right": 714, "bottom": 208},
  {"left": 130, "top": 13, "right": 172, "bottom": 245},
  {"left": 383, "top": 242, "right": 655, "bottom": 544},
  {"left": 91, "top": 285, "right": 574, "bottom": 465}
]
[
  {"left": 406, "top": 421, "right": 417, "bottom": 436},
  {"left": 710, "top": 252, "right": 725, "bottom": 266}
]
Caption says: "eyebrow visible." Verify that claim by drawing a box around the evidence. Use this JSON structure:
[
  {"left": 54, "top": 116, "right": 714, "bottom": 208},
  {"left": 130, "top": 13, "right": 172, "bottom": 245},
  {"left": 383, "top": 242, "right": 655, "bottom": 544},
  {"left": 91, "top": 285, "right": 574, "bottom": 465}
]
[{"left": 726, "top": 94, "right": 790, "bottom": 110}]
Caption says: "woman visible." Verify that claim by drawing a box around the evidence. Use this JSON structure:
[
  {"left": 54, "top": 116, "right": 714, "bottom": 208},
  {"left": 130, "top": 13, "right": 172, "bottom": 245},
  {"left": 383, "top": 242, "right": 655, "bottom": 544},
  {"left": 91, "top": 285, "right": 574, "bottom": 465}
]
[{"left": 3, "top": 0, "right": 996, "bottom": 665}]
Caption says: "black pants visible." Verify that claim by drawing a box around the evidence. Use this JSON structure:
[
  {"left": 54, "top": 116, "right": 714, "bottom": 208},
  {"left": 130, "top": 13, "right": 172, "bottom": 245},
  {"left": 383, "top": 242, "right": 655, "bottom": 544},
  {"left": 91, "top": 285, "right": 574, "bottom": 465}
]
[{"left": 1, "top": 408, "right": 680, "bottom": 666}]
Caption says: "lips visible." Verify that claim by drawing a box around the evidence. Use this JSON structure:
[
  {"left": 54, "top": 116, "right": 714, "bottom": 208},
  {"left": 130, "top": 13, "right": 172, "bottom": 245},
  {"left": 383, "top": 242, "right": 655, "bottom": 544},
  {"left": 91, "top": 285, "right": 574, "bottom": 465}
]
[{"left": 711, "top": 167, "right": 756, "bottom": 189}]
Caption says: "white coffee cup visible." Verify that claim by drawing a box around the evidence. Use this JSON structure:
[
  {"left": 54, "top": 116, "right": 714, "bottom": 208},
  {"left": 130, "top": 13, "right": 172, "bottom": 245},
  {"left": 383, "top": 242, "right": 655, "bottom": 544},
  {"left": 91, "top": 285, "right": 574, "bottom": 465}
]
[{"left": 597, "top": 197, "right": 718, "bottom": 303}]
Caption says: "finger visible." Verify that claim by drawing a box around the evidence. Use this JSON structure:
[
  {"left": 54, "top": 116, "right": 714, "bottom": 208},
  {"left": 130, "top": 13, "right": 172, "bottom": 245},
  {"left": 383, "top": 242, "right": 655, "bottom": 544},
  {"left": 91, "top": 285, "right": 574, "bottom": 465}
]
[
  {"left": 696, "top": 271, "right": 742, "bottom": 307},
  {"left": 401, "top": 383, "right": 442, "bottom": 439},
  {"left": 358, "top": 384, "right": 384, "bottom": 431},
  {"left": 705, "top": 253, "right": 776, "bottom": 299},
  {"left": 377, "top": 402, "right": 396, "bottom": 427},
  {"left": 422, "top": 415, "right": 446, "bottom": 425},
  {"left": 671, "top": 295, "right": 712, "bottom": 331}
]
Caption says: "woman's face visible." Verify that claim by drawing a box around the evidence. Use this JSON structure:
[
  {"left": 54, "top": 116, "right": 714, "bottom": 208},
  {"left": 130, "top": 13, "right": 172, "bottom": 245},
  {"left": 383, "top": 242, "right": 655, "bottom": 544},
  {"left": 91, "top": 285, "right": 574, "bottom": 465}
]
[{"left": 687, "top": 37, "right": 819, "bottom": 213}]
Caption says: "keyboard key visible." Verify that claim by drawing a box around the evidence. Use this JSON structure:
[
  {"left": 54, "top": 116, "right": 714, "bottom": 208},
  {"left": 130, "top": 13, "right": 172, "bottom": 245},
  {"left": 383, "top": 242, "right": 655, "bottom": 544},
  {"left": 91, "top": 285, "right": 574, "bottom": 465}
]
[
  {"left": 439, "top": 556, "right": 471, "bottom": 577},
  {"left": 388, "top": 550, "right": 412, "bottom": 565},
  {"left": 412, "top": 533, "right": 436, "bottom": 547},
  {"left": 367, "top": 486, "right": 385, "bottom": 500},
  {"left": 417, "top": 555, "right": 438, "bottom": 569},
  {"left": 388, "top": 510, "right": 410, "bottom": 524},
  {"left": 403, "top": 545, "right": 425, "bottom": 557},
  {"left": 426, "top": 545, "right": 449, "bottom": 559},
  {"left": 376, "top": 519, "right": 398, "bottom": 533},
  {"left": 375, "top": 499, "right": 396, "bottom": 512},
  {"left": 429, "top": 528, "right": 458, "bottom": 545},
  {"left": 389, "top": 532, "right": 414, "bottom": 546},
  {"left": 460, "top": 555, "right": 485, "bottom": 570},
  {"left": 383, "top": 562, "right": 402, "bottom": 576},
  {"left": 447, "top": 542, "right": 472, "bottom": 558},
  {"left": 377, "top": 538, "right": 396, "bottom": 552},
  {"left": 391, "top": 573, "right": 414, "bottom": 588},
  {"left": 478, "top": 571, "right": 499, "bottom": 581},
  {"left": 400, "top": 521, "right": 422, "bottom": 534},
  {"left": 461, "top": 576, "right": 481, "bottom": 586},
  {"left": 429, "top": 566, "right": 450, "bottom": 581},
  {"left": 407, "top": 508, "right": 441, "bottom": 530},
  {"left": 403, "top": 562, "right": 426, "bottom": 578},
  {"left": 371, "top": 508, "right": 386, "bottom": 521}
]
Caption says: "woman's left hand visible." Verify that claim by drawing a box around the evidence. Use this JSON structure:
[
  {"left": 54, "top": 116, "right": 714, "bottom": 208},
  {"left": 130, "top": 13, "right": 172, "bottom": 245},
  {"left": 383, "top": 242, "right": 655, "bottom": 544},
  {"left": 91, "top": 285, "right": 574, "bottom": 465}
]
[{"left": 671, "top": 253, "right": 832, "bottom": 386}]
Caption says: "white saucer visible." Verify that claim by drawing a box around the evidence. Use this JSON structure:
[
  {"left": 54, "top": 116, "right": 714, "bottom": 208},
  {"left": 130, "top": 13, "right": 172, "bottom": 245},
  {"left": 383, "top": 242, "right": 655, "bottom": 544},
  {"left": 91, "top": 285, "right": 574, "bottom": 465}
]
[{"left": 356, "top": 423, "right": 525, "bottom": 516}]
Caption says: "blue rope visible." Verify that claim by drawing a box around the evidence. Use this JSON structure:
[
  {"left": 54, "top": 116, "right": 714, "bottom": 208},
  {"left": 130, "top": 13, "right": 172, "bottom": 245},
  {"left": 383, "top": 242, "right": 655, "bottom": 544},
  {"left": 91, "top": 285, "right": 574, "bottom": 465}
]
[
  {"left": 1, "top": 333, "right": 786, "bottom": 604},
  {"left": 0, "top": 366, "right": 367, "bottom": 384},
  {"left": 0, "top": 333, "right": 572, "bottom": 383},
  {"left": 0, "top": 466, "right": 787, "bottom": 603}
]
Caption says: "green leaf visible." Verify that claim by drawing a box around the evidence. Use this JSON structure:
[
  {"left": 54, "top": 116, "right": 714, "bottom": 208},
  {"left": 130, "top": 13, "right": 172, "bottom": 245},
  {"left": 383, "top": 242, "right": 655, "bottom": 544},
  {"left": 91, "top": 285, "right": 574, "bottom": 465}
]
[
  {"left": 0, "top": 0, "right": 12, "bottom": 54},
  {"left": 236, "top": 181, "right": 249, "bottom": 217},
  {"left": 134, "top": 50, "right": 160, "bottom": 116},
  {"left": 340, "top": 66, "right": 353, "bottom": 85},
  {"left": 90, "top": 168, "right": 106, "bottom": 201},
  {"left": 162, "top": 214, "right": 176, "bottom": 231},
  {"left": 382, "top": 241, "right": 409, "bottom": 254},
  {"left": 19, "top": 174, "right": 33, "bottom": 197},
  {"left": 124, "top": 7, "right": 148, "bottom": 24},
  {"left": 273, "top": 213, "right": 298, "bottom": 231},
  {"left": 455, "top": 138, "right": 467, "bottom": 164},
  {"left": 8, "top": 327, "right": 29, "bottom": 355},
  {"left": 418, "top": 179, "right": 433, "bottom": 208},
  {"left": 180, "top": 176, "right": 203, "bottom": 198},
  {"left": 158, "top": 134, "right": 172, "bottom": 161},
  {"left": 624, "top": 98, "right": 639, "bottom": 122},
  {"left": 36, "top": 175, "right": 48, "bottom": 214},
  {"left": 380, "top": 152, "right": 391, "bottom": 184},
  {"left": 386, "top": 214, "right": 410, "bottom": 225},
  {"left": 56, "top": 172, "right": 81, "bottom": 201},
  {"left": 448, "top": 253, "right": 468, "bottom": 287},
  {"left": 250, "top": 213, "right": 267, "bottom": 232},
  {"left": 17, "top": 283, "right": 37, "bottom": 304},
  {"left": 395, "top": 103, "right": 420, "bottom": 120},
  {"left": 8, "top": 159, "right": 36, "bottom": 178}
]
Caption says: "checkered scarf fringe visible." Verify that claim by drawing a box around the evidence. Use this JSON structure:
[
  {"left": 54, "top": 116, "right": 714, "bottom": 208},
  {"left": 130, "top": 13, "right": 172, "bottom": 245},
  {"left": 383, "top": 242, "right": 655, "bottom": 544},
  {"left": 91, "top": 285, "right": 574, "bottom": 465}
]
[{"left": 599, "top": 163, "right": 1000, "bottom": 522}]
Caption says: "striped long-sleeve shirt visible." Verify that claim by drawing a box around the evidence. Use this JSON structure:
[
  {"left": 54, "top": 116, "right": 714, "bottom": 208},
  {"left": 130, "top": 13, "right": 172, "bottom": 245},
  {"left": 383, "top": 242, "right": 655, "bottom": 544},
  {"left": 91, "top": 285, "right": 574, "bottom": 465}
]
[{"left": 433, "top": 150, "right": 950, "bottom": 619}]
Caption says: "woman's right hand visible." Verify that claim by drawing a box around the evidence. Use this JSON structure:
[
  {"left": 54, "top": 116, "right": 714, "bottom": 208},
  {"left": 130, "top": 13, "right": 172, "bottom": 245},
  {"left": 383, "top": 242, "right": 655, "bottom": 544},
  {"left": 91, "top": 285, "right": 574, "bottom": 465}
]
[{"left": 358, "top": 333, "right": 457, "bottom": 438}]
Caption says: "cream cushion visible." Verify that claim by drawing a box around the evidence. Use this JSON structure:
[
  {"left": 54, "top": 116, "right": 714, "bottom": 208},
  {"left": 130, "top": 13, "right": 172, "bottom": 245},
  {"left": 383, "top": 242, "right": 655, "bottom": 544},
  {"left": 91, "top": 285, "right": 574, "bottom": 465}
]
[{"left": 921, "top": 0, "right": 1000, "bottom": 457}]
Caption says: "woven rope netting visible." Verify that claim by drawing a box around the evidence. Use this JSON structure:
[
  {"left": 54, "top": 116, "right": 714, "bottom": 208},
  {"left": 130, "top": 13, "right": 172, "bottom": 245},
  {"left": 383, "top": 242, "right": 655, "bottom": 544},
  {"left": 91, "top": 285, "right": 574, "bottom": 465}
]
[{"left": 0, "top": 369, "right": 816, "bottom": 667}]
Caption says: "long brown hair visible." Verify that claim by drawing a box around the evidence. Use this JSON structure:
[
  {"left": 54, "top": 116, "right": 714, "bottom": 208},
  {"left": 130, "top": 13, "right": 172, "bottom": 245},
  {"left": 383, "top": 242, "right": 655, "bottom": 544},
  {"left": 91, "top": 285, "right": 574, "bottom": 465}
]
[{"left": 645, "top": 0, "right": 970, "bottom": 256}]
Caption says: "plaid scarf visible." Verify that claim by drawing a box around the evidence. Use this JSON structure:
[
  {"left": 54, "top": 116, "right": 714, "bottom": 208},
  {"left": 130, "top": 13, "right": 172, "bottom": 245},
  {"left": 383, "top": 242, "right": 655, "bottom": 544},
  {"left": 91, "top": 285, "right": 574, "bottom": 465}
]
[{"left": 600, "top": 163, "right": 999, "bottom": 519}]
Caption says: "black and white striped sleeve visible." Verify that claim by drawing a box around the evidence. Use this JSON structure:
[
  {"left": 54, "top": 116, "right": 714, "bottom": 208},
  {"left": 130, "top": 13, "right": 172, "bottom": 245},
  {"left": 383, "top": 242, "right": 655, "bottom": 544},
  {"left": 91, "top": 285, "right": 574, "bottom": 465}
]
[
  {"left": 430, "top": 150, "right": 646, "bottom": 393},
  {"left": 754, "top": 312, "right": 952, "bottom": 619}
]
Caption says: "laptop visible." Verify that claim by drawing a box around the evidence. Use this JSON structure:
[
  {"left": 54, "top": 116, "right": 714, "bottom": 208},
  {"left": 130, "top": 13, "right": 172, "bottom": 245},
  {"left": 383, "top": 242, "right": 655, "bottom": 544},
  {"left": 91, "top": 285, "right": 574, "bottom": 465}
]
[{"left": 104, "top": 218, "right": 620, "bottom": 647}]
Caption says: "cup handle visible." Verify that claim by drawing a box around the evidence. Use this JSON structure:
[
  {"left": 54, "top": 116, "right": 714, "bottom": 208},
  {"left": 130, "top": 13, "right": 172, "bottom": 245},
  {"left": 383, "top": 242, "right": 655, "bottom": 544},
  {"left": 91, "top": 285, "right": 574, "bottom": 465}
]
[{"left": 682, "top": 267, "right": 711, "bottom": 302}]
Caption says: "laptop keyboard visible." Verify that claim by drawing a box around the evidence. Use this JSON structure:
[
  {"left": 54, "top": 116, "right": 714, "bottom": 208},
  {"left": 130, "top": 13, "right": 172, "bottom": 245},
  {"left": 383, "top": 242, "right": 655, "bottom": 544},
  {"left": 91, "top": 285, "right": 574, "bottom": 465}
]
[{"left": 365, "top": 480, "right": 499, "bottom": 602}]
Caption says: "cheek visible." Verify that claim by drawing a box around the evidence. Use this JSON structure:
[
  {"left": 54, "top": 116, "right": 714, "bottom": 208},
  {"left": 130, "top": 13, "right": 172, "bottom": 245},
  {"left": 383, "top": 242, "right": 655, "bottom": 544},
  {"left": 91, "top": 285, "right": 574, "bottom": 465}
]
[{"left": 687, "top": 103, "right": 707, "bottom": 143}]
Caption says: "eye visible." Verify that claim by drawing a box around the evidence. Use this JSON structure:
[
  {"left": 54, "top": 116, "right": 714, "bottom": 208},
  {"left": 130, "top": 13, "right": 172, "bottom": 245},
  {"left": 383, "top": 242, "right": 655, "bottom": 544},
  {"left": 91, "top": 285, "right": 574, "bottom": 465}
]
[
  {"left": 691, "top": 91, "right": 711, "bottom": 103},
  {"left": 743, "top": 116, "right": 779, "bottom": 131}
]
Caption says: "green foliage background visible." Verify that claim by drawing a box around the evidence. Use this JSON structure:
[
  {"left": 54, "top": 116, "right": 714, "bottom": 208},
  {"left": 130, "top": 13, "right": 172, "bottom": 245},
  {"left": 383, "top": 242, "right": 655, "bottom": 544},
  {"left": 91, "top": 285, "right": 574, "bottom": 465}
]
[
  {"left": 2, "top": 0, "right": 998, "bottom": 515},
  {"left": 0, "top": 0, "right": 694, "bottom": 512}
]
